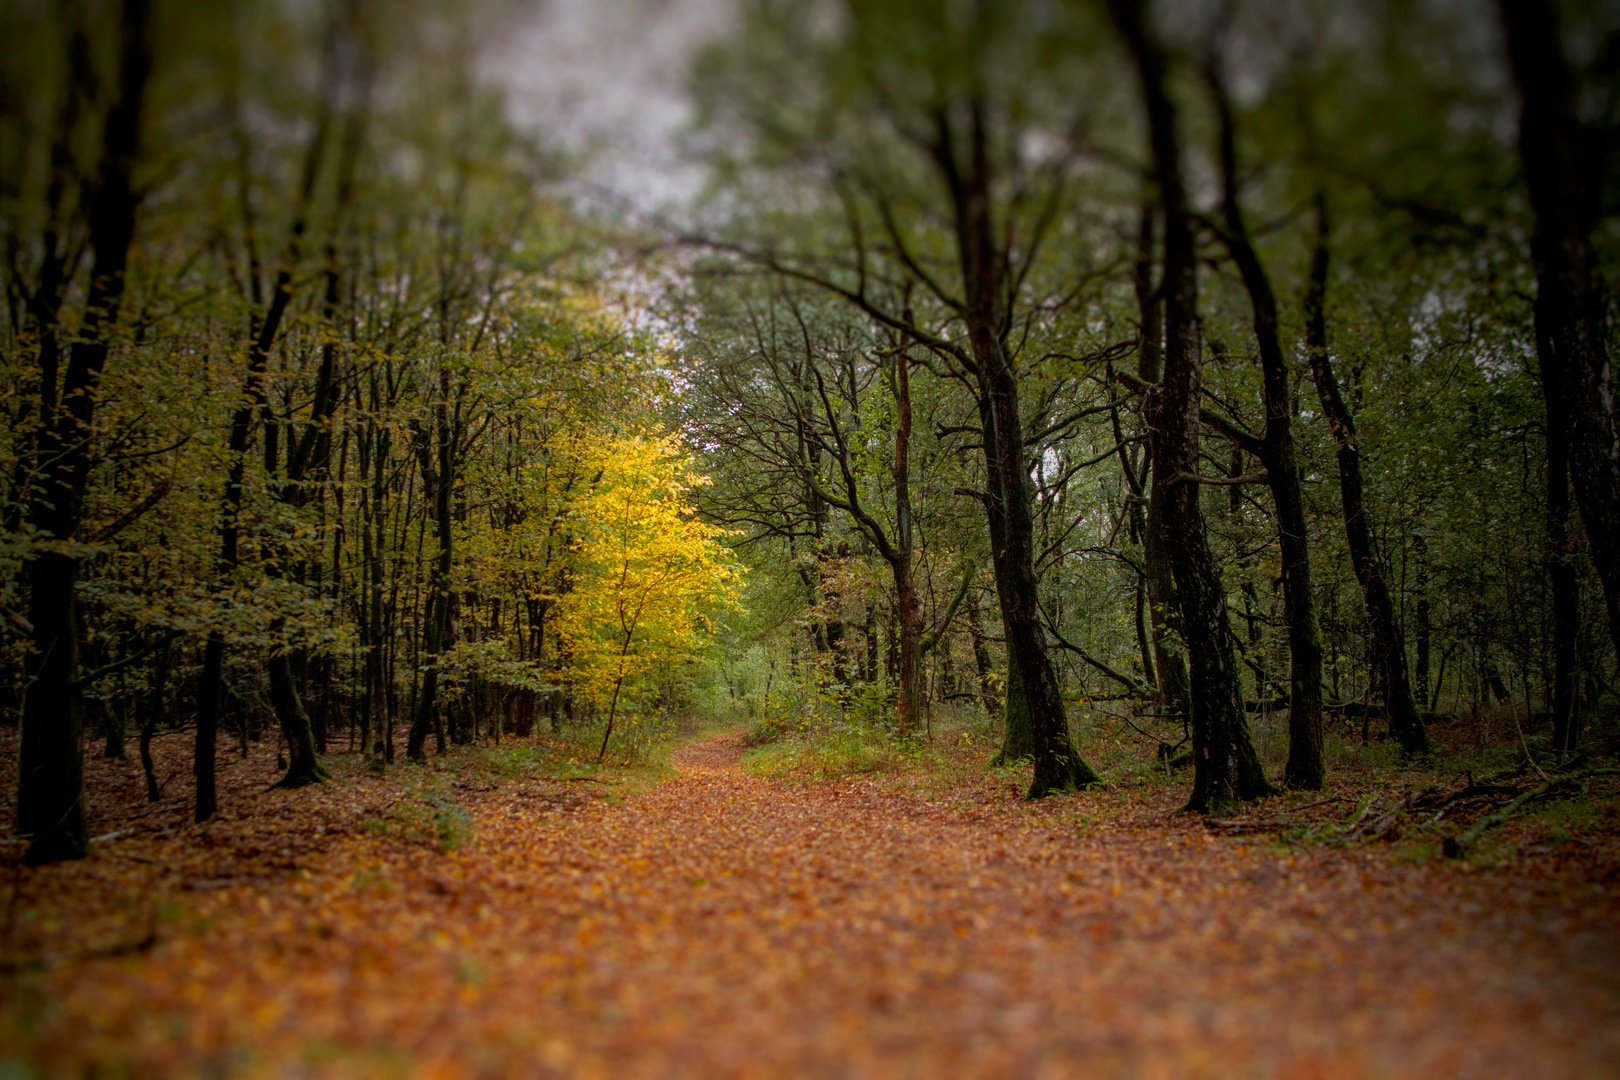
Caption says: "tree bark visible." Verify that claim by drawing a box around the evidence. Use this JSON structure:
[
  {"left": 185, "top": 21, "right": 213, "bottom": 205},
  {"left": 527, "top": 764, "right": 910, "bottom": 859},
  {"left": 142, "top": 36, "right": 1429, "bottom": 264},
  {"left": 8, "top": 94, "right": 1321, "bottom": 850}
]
[
  {"left": 268, "top": 630, "right": 326, "bottom": 788},
  {"left": 17, "top": 0, "right": 153, "bottom": 864},
  {"left": 933, "top": 103, "right": 1097, "bottom": 796},
  {"left": 1208, "top": 71, "right": 1325, "bottom": 790},
  {"left": 1497, "top": 0, "right": 1608, "bottom": 751},
  {"left": 1111, "top": 0, "right": 1272, "bottom": 813},
  {"left": 1414, "top": 531, "right": 1432, "bottom": 707},
  {"left": 965, "top": 590, "right": 999, "bottom": 716},
  {"left": 1126, "top": 205, "right": 1192, "bottom": 731},
  {"left": 139, "top": 636, "right": 169, "bottom": 803},
  {"left": 1304, "top": 198, "right": 1431, "bottom": 757}
]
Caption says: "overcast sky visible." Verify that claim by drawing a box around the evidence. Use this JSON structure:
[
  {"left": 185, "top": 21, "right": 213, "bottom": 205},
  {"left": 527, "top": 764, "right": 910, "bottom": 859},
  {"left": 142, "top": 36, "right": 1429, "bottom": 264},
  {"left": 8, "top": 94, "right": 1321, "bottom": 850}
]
[{"left": 493, "top": 0, "right": 738, "bottom": 216}]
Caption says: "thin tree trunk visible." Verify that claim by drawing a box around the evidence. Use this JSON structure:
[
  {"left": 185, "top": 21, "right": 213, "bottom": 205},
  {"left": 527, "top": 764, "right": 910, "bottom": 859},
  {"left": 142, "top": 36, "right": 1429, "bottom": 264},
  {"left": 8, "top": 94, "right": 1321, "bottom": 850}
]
[
  {"left": 1304, "top": 197, "right": 1431, "bottom": 757},
  {"left": 1208, "top": 72, "right": 1325, "bottom": 789},
  {"left": 139, "top": 636, "right": 169, "bottom": 802},
  {"left": 408, "top": 380, "right": 456, "bottom": 761},
  {"left": 1414, "top": 531, "right": 1432, "bottom": 708},
  {"left": 1113, "top": 0, "right": 1271, "bottom": 813},
  {"left": 1127, "top": 204, "right": 1192, "bottom": 729},
  {"left": 966, "top": 591, "right": 999, "bottom": 716},
  {"left": 891, "top": 354, "right": 921, "bottom": 734}
]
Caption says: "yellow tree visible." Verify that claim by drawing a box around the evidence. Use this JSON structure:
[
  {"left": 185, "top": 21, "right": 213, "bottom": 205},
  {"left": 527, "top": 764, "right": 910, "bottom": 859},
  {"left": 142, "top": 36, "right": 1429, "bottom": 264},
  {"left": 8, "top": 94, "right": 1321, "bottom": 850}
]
[{"left": 558, "top": 433, "right": 741, "bottom": 761}]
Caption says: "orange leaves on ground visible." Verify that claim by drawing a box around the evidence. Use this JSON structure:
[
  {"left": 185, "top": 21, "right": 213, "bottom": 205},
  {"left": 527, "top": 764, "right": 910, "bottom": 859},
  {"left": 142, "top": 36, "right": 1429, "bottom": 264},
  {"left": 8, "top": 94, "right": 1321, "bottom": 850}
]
[{"left": 3, "top": 730, "right": 1619, "bottom": 1078}]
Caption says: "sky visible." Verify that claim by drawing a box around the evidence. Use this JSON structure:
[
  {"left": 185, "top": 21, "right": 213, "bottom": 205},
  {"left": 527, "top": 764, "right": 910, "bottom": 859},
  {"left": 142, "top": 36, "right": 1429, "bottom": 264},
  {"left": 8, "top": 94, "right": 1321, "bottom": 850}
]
[{"left": 492, "top": 0, "right": 738, "bottom": 217}]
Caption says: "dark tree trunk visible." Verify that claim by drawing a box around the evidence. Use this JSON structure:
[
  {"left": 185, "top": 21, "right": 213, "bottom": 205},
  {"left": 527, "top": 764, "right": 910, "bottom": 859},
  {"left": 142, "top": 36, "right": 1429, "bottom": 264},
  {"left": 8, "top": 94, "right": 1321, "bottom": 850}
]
[
  {"left": 1497, "top": 0, "right": 1607, "bottom": 753},
  {"left": 1125, "top": 204, "right": 1192, "bottom": 729},
  {"left": 139, "top": 637, "right": 169, "bottom": 803},
  {"left": 966, "top": 591, "right": 999, "bottom": 716},
  {"left": 1547, "top": 444, "right": 1580, "bottom": 758},
  {"left": 1414, "top": 531, "right": 1432, "bottom": 706},
  {"left": 991, "top": 635, "right": 1037, "bottom": 763},
  {"left": 1208, "top": 73, "right": 1325, "bottom": 790},
  {"left": 864, "top": 605, "right": 880, "bottom": 684},
  {"left": 195, "top": 634, "right": 224, "bottom": 821},
  {"left": 100, "top": 696, "right": 125, "bottom": 760},
  {"left": 408, "top": 382, "right": 457, "bottom": 762},
  {"left": 268, "top": 631, "right": 326, "bottom": 788},
  {"left": 934, "top": 104, "right": 1096, "bottom": 795},
  {"left": 1113, "top": 0, "right": 1272, "bottom": 814},
  {"left": 1304, "top": 199, "right": 1431, "bottom": 758},
  {"left": 17, "top": 0, "right": 153, "bottom": 864}
]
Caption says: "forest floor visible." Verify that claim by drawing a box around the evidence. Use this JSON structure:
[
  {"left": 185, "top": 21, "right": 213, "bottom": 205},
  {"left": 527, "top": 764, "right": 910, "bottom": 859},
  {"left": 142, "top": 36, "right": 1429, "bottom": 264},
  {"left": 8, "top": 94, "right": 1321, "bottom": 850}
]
[{"left": 2, "top": 723, "right": 1619, "bottom": 1079}]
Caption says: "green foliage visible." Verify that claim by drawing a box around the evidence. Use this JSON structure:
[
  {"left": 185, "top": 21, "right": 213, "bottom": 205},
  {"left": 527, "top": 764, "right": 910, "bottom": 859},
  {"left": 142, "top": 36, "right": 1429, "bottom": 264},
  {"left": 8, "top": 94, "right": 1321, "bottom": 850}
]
[{"left": 742, "top": 721, "right": 929, "bottom": 784}]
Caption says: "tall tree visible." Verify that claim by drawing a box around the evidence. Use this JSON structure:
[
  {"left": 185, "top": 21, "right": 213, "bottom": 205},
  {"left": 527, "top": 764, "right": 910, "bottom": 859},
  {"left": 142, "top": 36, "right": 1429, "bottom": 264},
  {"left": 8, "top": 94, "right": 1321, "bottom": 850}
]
[
  {"left": 1304, "top": 196, "right": 1431, "bottom": 758},
  {"left": 16, "top": 0, "right": 153, "bottom": 864},
  {"left": 1109, "top": 0, "right": 1272, "bottom": 812},
  {"left": 1498, "top": 0, "right": 1614, "bottom": 758},
  {"left": 1205, "top": 63, "right": 1326, "bottom": 790},
  {"left": 1125, "top": 205, "right": 1193, "bottom": 732}
]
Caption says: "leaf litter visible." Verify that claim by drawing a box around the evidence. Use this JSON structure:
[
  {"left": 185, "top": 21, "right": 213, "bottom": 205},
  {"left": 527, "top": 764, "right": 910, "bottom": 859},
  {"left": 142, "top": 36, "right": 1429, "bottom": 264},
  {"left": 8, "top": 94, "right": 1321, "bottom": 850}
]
[{"left": 1, "top": 728, "right": 1618, "bottom": 1079}]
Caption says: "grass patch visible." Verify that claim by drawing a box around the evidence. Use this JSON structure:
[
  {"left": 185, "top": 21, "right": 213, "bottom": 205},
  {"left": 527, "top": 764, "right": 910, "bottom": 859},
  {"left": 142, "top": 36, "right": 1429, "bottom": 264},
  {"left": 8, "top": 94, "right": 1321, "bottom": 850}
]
[
  {"left": 363, "top": 788, "right": 474, "bottom": 852},
  {"left": 741, "top": 711, "right": 991, "bottom": 794},
  {"left": 743, "top": 724, "right": 922, "bottom": 782}
]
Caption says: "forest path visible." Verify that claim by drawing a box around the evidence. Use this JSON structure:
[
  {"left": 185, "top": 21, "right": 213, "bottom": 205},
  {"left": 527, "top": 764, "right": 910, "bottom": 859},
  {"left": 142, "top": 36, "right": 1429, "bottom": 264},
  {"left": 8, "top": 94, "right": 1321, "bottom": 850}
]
[{"left": 11, "top": 728, "right": 1620, "bottom": 1078}]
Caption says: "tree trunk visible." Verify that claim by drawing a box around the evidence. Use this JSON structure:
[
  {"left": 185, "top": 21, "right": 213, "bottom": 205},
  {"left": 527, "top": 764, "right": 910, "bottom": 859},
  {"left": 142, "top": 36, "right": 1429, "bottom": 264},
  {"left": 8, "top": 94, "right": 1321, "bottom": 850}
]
[
  {"left": 139, "top": 636, "right": 169, "bottom": 803},
  {"left": 17, "top": 0, "right": 152, "bottom": 864},
  {"left": 1126, "top": 204, "right": 1192, "bottom": 730},
  {"left": 408, "top": 385, "right": 457, "bottom": 762},
  {"left": 1112, "top": 0, "right": 1272, "bottom": 814},
  {"left": 1304, "top": 198, "right": 1431, "bottom": 758},
  {"left": 268, "top": 626, "right": 328, "bottom": 788},
  {"left": 966, "top": 591, "right": 999, "bottom": 716},
  {"left": 1497, "top": 0, "right": 1606, "bottom": 752},
  {"left": 991, "top": 635, "right": 1037, "bottom": 764},
  {"left": 1414, "top": 531, "right": 1432, "bottom": 706},
  {"left": 939, "top": 103, "right": 1096, "bottom": 796},
  {"left": 1208, "top": 73, "right": 1325, "bottom": 790},
  {"left": 1547, "top": 442, "right": 1580, "bottom": 758}
]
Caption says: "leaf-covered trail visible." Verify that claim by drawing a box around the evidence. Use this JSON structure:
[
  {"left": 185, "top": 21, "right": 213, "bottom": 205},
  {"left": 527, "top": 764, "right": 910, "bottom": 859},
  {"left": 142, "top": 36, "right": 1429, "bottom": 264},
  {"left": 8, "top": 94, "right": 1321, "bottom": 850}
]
[{"left": 11, "top": 730, "right": 1620, "bottom": 1078}]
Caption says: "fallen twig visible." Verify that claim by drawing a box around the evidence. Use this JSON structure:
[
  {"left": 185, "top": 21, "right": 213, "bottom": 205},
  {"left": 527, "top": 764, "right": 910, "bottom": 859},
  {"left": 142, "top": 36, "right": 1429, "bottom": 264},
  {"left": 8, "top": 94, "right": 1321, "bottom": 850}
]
[
  {"left": 1444, "top": 766, "right": 1620, "bottom": 858},
  {"left": 1287, "top": 796, "right": 1355, "bottom": 814}
]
